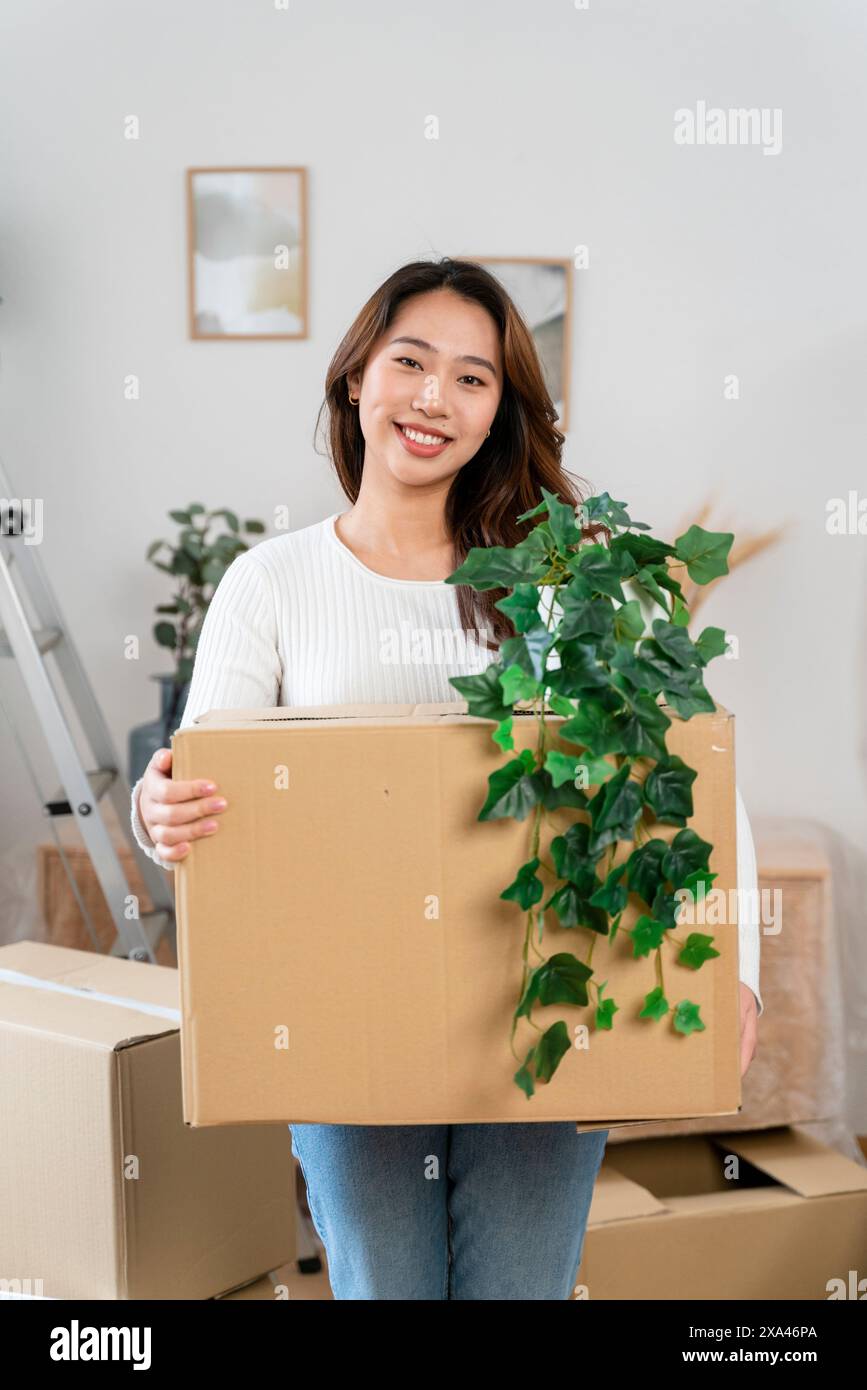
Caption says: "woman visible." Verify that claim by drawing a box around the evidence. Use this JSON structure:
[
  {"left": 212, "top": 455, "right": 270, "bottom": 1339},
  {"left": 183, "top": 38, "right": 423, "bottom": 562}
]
[{"left": 131, "top": 257, "right": 762, "bottom": 1300}]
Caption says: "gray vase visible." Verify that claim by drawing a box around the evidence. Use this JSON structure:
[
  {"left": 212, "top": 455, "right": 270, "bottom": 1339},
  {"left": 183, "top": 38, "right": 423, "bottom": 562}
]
[{"left": 128, "top": 673, "right": 192, "bottom": 786}]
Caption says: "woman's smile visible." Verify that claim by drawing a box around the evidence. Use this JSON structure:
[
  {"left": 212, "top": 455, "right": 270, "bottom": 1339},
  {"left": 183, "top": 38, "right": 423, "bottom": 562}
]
[{"left": 392, "top": 420, "right": 452, "bottom": 457}]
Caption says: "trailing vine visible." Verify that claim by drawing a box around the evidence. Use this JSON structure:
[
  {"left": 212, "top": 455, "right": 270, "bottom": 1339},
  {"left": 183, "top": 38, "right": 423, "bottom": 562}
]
[{"left": 445, "top": 490, "right": 734, "bottom": 1098}]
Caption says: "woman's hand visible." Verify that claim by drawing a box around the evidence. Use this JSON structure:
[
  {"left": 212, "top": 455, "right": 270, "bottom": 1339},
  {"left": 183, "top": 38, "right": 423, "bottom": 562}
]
[
  {"left": 138, "top": 747, "right": 228, "bottom": 862},
  {"left": 739, "top": 982, "right": 759, "bottom": 1078}
]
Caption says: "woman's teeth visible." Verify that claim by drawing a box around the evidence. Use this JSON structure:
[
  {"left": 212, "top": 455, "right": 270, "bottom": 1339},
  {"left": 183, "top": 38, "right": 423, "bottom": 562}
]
[{"left": 399, "top": 425, "right": 448, "bottom": 446}]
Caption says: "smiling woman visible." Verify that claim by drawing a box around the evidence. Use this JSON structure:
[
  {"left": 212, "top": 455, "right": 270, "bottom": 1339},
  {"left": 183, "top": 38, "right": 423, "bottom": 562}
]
[{"left": 131, "top": 254, "right": 760, "bottom": 1301}]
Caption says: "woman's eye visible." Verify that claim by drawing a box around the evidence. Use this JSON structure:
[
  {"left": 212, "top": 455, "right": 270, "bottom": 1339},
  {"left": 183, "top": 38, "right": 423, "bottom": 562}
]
[{"left": 396, "top": 357, "right": 484, "bottom": 387}]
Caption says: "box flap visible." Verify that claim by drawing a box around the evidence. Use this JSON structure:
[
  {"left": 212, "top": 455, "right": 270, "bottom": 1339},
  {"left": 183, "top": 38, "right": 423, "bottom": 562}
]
[
  {"left": 711, "top": 1125, "right": 867, "bottom": 1197},
  {"left": 586, "top": 1164, "right": 670, "bottom": 1225},
  {"left": 0, "top": 941, "right": 180, "bottom": 1049},
  {"left": 189, "top": 699, "right": 731, "bottom": 729}
]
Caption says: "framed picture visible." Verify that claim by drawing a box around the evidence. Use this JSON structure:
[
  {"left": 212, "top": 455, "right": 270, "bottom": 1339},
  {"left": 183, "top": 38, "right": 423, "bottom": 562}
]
[
  {"left": 461, "top": 256, "right": 571, "bottom": 430},
  {"left": 186, "top": 167, "right": 308, "bottom": 339}
]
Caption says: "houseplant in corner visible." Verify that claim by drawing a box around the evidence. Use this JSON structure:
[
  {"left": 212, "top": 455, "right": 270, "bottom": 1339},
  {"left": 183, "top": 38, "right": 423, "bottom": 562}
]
[
  {"left": 127, "top": 503, "right": 266, "bottom": 785},
  {"left": 445, "top": 489, "right": 734, "bottom": 1098}
]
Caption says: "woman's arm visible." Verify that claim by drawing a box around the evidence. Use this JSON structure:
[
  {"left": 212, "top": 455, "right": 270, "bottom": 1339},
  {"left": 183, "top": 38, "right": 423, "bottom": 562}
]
[{"left": 129, "top": 550, "right": 283, "bottom": 868}]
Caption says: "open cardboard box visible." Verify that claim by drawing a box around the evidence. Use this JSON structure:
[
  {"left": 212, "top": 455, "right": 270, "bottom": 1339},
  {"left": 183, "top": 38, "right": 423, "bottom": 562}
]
[
  {"left": 172, "top": 700, "right": 742, "bottom": 1131},
  {"left": 578, "top": 1125, "right": 867, "bottom": 1299},
  {"left": 0, "top": 941, "right": 295, "bottom": 1300}
]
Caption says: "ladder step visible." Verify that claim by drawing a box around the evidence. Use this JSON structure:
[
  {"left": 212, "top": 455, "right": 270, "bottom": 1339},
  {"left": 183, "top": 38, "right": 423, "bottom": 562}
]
[
  {"left": 44, "top": 768, "right": 117, "bottom": 816},
  {"left": 0, "top": 625, "right": 62, "bottom": 658}
]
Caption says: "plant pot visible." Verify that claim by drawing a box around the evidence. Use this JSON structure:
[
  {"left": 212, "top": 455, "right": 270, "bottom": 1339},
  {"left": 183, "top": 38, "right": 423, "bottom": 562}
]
[{"left": 128, "top": 673, "right": 192, "bottom": 786}]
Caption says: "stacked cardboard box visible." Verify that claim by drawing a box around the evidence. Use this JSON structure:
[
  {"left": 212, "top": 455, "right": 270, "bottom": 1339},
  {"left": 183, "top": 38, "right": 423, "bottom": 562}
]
[{"left": 0, "top": 940, "right": 295, "bottom": 1299}]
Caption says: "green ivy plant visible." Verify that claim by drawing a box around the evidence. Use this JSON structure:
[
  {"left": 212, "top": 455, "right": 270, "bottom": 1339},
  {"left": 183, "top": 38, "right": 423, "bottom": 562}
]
[
  {"left": 146, "top": 504, "right": 266, "bottom": 686},
  {"left": 445, "top": 490, "right": 734, "bottom": 1099}
]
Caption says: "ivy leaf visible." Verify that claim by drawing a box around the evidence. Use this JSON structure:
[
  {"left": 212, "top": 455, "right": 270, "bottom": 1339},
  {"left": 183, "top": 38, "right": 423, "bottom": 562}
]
[
  {"left": 549, "top": 821, "right": 596, "bottom": 888},
  {"left": 678, "top": 868, "right": 718, "bottom": 909},
  {"left": 546, "top": 639, "right": 611, "bottom": 698},
  {"left": 534, "top": 1021, "right": 572, "bottom": 1082},
  {"left": 639, "top": 986, "right": 670, "bottom": 1021},
  {"left": 651, "top": 619, "right": 702, "bottom": 670},
  {"left": 500, "top": 663, "right": 542, "bottom": 705},
  {"left": 651, "top": 884, "right": 680, "bottom": 930},
  {"left": 478, "top": 756, "right": 544, "bottom": 822},
  {"left": 673, "top": 1000, "right": 706, "bottom": 1035},
  {"left": 678, "top": 933, "right": 720, "bottom": 969},
  {"left": 544, "top": 749, "right": 616, "bottom": 790},
  {"left": 558, "top": 591, "right": 615, "bottom": 643},
  {"left": 663, "top": 669, "right": 717, "bottom": 719},
  {"left": 538, "top": 487, "right": 584, "bottom": 551},
  {"left": 445, "top": 546, "right": 549, "bottom": 591},
  {"left": 625, "top": 838, "right": 669, "bottom": 905},
  {"left": 544, "top": 881, "right": 609, "bottom": 934},
  {"left": 514, "top": 1047, "right": 537, "bottom": 1099},
  {"left": 492, "top": 717, "right": 515, "bottom": 752},
  {"left": 530, "top": 952, "right": 594, "bottom": 1009},
  {"left": 609, "top": 532, "right": 675, "bottom": 567},
  {"left": 559, "top": 699, "right": 626, "bottom": 755},
  {"left": 631, "top": 566, "right": 671, "bottom": 612},
  {"left": 154, "top": 621, "right": 177, "bottom": 649},
  {"left": 495, "top": 583, "right": 544, "bottom": 634},
  {"left": 643, "top": 755, "right": 697, "bottom": 824},
  {"left": 568, "top": 544, "right": 627, "bottom": 603},
  {"left": 674, "top": 525, "right": 733, "bottom": 585},
  {"left": 694, "top": 625, "right": 728, "bottom": 665},
  {"left": 612, "top": 598, "right": 646, "bottom": 643},
  {"left": 629, "top": 914, "right": 668, "bottom": 958},
  {"left": 537, "top": 768, "right": 590, "bottom": 811},
  {"left": 595, "top": 996, "right": 619, "bottom": 1029},
  {"left": 583, "top": 492, "right": 651, "bottom": 531},
  {"left": 617, "top": 691, "right": 671, "bottom": 760},
  {"left": 500, "top": 858, "right": 544, "bottom": 910},
  {"left": 586, "top": 764, "right": 644, "bottom": 855},
  {"left": 522, "top": 621, "right": 559, "bottom": 681},
  {"left": 449, "top": 663, "right": 513, "bottom": 721},
  {"left": 589, "top": 861, "right": 628, "bottom": 914},
  {"left": 662, "top": 828, "right": 712, "bottom": 885}
]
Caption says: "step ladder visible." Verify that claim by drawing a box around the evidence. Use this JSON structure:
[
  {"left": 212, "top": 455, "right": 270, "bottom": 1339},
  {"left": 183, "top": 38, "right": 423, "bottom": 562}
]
[{"left": 0, "top": 461, "right": 176, "bottom": 961}]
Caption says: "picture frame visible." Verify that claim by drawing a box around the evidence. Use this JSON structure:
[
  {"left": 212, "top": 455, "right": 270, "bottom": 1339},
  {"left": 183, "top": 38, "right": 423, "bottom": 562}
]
[
  {"left": 460, "top": 256, "right": 572, "bottom": 431},
  {"left": 186, "top": 166, "right": 308, "bottom": 339}
]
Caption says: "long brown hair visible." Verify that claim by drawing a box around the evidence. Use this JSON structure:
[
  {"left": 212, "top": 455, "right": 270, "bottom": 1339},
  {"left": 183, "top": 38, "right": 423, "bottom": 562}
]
[{"left": 315, "top": 257, "right": 601, "bottom": 650}]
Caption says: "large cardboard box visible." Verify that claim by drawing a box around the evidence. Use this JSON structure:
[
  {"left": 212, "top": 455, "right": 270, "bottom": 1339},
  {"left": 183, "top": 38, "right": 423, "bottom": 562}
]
[
  {"left": 0, "top": 941, "right": 295, "bottom": 1299},
  {"left": 172, "top": 700, "right": 742, "bottom": 1130},
  {"left": 577, "top": 1126, "right": 867, "bottom": 1299}
]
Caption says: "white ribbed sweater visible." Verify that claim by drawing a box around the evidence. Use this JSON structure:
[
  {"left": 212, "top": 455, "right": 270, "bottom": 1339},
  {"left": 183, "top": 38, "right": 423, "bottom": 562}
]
[{"left": 130, "top": 510, "right": 763, "bottom": 1015}]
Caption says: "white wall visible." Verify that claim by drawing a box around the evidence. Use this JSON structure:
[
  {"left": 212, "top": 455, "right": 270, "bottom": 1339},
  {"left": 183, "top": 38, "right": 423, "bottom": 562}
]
[{"left": 1, "top": 0, "right": 865, "bottom": 1122}]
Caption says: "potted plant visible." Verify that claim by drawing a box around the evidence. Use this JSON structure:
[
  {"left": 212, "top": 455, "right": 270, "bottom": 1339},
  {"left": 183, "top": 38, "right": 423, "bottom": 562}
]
[
  {"left": 445, "top": 489, "right": 734, "bottom": 1098},
  {"left": 128, "top": 504, "right": 266, "bottom": 785}
]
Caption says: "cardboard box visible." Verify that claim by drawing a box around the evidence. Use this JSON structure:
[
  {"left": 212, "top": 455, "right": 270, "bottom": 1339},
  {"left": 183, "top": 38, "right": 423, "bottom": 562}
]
[
  {"left": 172, "top": 700, "right": 742, "bottom": 1130},
  {"left": 577, "top": 1126, "right": 867, "bottom": 1299},
  {"left": 0, "top": 941, "right": 295, "bottom": 1299}
]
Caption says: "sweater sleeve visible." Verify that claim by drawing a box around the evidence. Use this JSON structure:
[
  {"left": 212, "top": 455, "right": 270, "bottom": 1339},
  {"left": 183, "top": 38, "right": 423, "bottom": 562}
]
[
  {"left": 129, "top": 552, "right": 282, "bottom": 869},
  {"left": 735, "top": 784, "right": 763, "bottom": 1016}
]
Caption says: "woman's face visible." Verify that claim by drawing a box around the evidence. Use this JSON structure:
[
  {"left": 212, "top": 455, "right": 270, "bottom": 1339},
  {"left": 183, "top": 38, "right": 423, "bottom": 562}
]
[{"left": 348, "top": 288, "right": 503, "bottom": 489}]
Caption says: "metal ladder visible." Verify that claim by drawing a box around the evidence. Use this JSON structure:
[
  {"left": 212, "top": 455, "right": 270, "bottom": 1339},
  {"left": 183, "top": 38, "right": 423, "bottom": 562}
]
[{"left": 0, "top": 461, "right": 176, "bottom": 961}]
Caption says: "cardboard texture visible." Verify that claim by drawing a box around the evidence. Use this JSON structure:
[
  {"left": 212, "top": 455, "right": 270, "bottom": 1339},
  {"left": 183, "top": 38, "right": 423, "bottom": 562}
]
[
  {"left": 0, "top": 941, "right": 295, "bottom": 1300},
  {"left": 578, "top": 1125, "right": 867, "bottom": 1299},
  {"left": 172, "top": 700, "right": 742, "bottom": 1129}
]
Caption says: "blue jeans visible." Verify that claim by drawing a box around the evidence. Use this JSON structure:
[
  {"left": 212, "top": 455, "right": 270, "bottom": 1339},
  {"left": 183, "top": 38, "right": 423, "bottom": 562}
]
[{"left": 289, "top": 1121, "right": 609, "bottom": 1300}]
